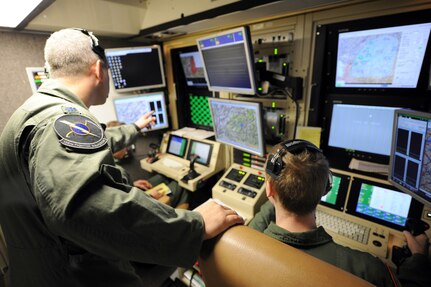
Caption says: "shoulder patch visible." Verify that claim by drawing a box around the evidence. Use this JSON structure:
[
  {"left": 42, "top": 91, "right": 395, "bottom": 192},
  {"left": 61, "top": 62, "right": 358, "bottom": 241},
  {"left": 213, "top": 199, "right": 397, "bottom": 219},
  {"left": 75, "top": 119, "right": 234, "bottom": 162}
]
[{"left": 54, "top": 114, "right": 107, "bottom": 150}]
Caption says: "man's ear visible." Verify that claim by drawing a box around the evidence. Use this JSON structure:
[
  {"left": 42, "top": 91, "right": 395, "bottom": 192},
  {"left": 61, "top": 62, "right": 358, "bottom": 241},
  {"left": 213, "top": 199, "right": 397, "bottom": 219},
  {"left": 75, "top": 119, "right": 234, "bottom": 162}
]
[
  {"left": 93, "top": 60, "right": 103, "bottom": 81},
  {"left": 266, "top": 178, "right": 276, "bottom": 198}
]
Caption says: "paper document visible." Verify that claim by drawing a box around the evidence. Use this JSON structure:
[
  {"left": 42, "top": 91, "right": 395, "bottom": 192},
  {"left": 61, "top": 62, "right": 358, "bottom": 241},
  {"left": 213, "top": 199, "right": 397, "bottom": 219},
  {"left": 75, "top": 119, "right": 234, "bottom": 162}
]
[
  {"left": 145, "top": 183, "right": 171, "bottom": 196},
  {"left": 349, "top": 158, "right": 389, "bottom": 174}
]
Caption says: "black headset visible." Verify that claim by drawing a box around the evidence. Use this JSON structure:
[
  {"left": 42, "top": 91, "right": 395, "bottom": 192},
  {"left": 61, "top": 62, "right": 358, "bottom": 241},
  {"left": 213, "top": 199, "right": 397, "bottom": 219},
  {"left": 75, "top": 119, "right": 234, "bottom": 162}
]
[
  {"left": 72, "top": 28, "right": 106, "bottom": 62},
  {"left": 265, "top": 139, "right": 333, "bottom": 195}
]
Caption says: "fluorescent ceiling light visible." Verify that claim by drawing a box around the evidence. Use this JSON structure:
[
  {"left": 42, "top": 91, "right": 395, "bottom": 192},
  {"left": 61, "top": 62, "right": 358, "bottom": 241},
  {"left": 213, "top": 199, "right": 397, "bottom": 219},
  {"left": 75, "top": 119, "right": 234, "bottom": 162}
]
[{"left": 0, "top": 0, "right": 44, "bottom": 28}]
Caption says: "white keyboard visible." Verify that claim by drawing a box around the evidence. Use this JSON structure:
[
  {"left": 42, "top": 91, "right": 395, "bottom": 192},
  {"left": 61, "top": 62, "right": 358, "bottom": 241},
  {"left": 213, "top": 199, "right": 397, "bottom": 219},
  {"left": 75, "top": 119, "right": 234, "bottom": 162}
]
[
  {"left": 161, "top": 157, "right": 184, "bottom": 169},
  {"left": 316, "top": 209, "right": 370, "bottom": 245}
]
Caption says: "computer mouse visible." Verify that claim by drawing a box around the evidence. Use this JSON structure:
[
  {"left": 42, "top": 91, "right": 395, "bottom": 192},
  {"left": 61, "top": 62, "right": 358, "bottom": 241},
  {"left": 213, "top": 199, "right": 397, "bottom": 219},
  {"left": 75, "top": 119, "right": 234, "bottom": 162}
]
[{"left": 405, "top": 218, "right": 430, "bottom": 236}]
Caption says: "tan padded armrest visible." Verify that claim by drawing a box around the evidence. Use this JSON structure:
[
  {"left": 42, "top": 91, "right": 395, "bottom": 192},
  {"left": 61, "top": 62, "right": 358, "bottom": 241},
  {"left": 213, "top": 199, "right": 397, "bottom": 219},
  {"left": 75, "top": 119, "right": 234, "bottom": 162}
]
[{"left": 199, "top": 225, "right": 372, "bottom": 287}]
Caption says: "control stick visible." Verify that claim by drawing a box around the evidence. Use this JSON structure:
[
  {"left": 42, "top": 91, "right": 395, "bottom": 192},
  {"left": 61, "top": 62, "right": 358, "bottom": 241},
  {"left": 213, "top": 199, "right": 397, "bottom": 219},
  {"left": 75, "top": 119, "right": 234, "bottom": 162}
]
[{"left": 181, "top": 154, "right": 201, "bottom": 182}]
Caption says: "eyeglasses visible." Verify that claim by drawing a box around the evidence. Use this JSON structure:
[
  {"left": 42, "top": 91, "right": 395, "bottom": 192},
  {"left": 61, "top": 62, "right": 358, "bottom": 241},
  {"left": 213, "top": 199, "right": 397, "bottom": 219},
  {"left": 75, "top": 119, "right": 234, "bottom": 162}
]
[{"left": 72, "top": 28, "right": 106, "bottom": 62}]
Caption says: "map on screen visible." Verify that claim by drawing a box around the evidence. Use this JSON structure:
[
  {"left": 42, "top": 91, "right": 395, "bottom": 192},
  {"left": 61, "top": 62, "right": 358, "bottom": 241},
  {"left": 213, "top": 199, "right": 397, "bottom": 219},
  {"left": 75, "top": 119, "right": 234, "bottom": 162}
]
[{"left": 335, "top": 22, "right": 431, "bottom": 88}]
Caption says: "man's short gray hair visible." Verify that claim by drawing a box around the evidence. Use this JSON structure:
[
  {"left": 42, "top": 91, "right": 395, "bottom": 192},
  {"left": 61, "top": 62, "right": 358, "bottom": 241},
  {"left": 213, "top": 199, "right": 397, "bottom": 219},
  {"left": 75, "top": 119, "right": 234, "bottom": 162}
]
[{"left": 44, "top": 28, "right": 100, "bottom": 78}]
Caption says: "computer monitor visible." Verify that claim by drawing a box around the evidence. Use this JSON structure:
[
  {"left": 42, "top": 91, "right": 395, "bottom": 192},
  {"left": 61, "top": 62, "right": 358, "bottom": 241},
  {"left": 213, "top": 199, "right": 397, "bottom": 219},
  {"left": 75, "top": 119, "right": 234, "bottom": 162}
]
[
  {"left": 328, "top": 104, "right": 398, "bottom": 156},
  {"left": 179, "top": 50, "right": 207, "bottom": 87},
  {"left": 197, "top": 26, "right": 257, "bottom": 95},
  {"left": 113, "top": 92, "right": 169, "bottom": 132},
  {"left": 388, "top": 109, "right": 431, "bottom": 206},
  {"left": 187, "top": 139, "right": 213, "bottom": 166},
  {"left": 105, "top": 45, "right": 165, "bottom": 92},
  {"left": 335, "top": 22, "right": 431, "bottom": 89},
  {"left": 166, "top": 134, "right": 188, "bottom": 158},
  {"left": 319, "top": 172, "right": 349, "bottom": 211},
  {"left": 208, "top": 98, "right": 265, "bottom": 157},
  {"left": 347, "top": 178, "right": 422, "bottom": 230}
]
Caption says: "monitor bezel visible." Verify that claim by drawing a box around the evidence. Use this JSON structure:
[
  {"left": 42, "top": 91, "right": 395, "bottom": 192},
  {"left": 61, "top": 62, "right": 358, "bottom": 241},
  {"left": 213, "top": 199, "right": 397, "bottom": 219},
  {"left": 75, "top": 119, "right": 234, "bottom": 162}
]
[
  {"left": 319, "top": 171, "right": 350, "bottom": 212},
  {"left": 166, "top": 134, "right": 188, "bottom": 158},
  {"left": 346, "top": 178, "right": 423, "bottom": 231},
  {"left": 112, "top": 92, "right": 169, "bottom": 132},
  {"left": 105, "top": 45, "right": 166, "bottom": 93},
  {"left": 388, "top": 109, "right": 431, "bottom": 206},
  {"left": 186, "top": 139, "right": 213, "bottom": 167},
  {"left": 197, "top": 26, "right": 257, "bottom": 95},
  {"left": 208, "top": 98, "right": 265, "bottom": 157}
]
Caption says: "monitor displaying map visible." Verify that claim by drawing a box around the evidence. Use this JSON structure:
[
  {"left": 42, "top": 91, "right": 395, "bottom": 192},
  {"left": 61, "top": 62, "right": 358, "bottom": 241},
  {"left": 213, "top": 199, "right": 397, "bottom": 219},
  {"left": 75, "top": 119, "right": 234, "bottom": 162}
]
[
  {"left": 208, "top": 98, "right": 265, "bottom": 157},
  {"left": 389, "top": 109, "right": 431, "bottom": 206},
  {"left": 113, "top": 92, "right": 169, "bottom": 132},
  {"left": 335, "top": 22, "right": 431, "bottom": 89}
]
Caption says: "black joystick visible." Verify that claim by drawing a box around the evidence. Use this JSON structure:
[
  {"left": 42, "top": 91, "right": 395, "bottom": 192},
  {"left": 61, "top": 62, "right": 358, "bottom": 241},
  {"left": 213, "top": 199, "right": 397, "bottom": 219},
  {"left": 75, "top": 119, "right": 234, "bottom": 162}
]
[
  {"left": 405, "top": 218, "right": 430, "bottom": 236},
  {"left": 392, "top": 218, "right": 430, "bottom": 267},
  {"left": 147, "top": 143, "right": 160, "bottom": 163},
  {"left": 181, "top": 154, "right": 201, "bottom": 183}
]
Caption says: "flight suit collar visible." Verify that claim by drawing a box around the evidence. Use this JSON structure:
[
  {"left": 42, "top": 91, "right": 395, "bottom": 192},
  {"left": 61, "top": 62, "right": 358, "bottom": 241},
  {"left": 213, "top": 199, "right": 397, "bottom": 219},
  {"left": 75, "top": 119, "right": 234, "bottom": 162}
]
[
  {"left": 37, "top": 79, "right": 88, "bottom": 110},
  {"left": 264, "top": 222, "right": 333, "bottom": 248}
]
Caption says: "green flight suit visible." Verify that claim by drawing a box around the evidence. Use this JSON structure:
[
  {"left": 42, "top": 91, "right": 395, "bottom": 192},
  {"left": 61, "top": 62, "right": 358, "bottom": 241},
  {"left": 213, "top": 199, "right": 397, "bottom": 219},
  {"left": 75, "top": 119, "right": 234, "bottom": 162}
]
[
  {"left": 250, "top": 200, "right": 431, "bottom": 287},
  {"left": 0, "top": 80, "right": 204, "bottom": 287}
]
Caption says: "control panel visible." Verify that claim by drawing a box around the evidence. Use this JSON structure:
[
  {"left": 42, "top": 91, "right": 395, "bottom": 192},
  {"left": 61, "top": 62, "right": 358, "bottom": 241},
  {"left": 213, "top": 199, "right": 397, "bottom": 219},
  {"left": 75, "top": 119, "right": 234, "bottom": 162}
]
[
  {"left": 140, "top": 131, "right": 225, "bottom": 192},
  {"left": 212, "top": 163, "right": 267, "bottom": 224}
]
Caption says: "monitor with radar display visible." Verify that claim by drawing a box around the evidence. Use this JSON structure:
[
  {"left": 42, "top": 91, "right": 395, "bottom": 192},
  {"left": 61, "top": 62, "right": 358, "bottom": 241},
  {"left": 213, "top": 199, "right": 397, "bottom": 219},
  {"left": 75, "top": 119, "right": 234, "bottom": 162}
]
[
  {"left": 197, "top": 26, "right": 257, "bottom": 95},
  {"left": 335, "top": 22, "right": 431, "bottom": 89},
  {"left": 113, "top": 92, "right": 169, "bottom": 132},
  {"left": 208, "top": 98, "right": 265, "bottom": 157},
  {"left": 105, "top": 45, "right": 165, "bottom": 92},
  {"left": 389, "top": 109, "right": 431, "bottom": 206}
]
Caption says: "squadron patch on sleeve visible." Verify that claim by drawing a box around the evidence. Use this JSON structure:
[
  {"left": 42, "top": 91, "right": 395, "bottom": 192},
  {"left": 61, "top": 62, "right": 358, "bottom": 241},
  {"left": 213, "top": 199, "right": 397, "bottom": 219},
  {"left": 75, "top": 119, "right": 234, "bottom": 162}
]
[{"left": 54, "top": 114, "right": 108, "bottom": 150}]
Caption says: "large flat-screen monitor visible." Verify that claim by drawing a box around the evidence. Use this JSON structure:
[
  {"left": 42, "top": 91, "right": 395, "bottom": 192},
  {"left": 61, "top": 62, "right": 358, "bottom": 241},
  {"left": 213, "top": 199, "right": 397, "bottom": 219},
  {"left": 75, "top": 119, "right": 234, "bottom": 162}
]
[
  {"left": 336, "top": 22, "right": 431, "bottom": 89},
  {"left": 208, "top": 98, "right": 265, "bottom": 157},
  {"left": 179, "top": 50, "right": 207, "bottom": 87},
  {"left": 389, "top": 109, "right": 431, "bottom": 206},
  {"left": 347, "top": 178, "right": 422, "bottom": 230},
  {"left": 197, "top": 26, "right": 257, "bottom": 95},
  {"left": 187, "top": 139, "right": 213, "bottom": 166},
  {"left": 113, "top": 92, "right": 169, "bottom": 132},
  {"left": 105, "top": 45, "right": 165, "bottom": 92},
  {"left": 328, "top": 104, "right": 398, "bottom": 156}
]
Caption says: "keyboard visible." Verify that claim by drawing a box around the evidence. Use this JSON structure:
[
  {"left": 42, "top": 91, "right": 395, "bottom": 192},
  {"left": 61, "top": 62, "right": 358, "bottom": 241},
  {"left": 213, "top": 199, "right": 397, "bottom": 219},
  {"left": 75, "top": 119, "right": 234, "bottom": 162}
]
[
  {"left": 161, "top": 157, "right": 184, "bottom": 169},
  {"left": 316, "top": 209, "right": 370, "bottom": 245}
]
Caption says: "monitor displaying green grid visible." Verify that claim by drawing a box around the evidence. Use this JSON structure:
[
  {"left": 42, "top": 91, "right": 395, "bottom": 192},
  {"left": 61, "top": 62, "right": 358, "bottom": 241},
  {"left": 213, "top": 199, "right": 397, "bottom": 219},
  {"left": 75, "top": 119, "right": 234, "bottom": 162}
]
[{"left": 189, "top": 94, "right": 213, "bottom": 128}]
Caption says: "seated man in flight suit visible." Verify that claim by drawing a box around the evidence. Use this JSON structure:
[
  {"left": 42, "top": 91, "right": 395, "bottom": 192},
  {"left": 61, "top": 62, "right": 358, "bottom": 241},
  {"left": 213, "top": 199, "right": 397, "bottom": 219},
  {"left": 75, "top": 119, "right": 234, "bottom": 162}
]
[
  {"left": 106, "top": 120, "right": 189, "bottom": 208},
  {"left": 249, "top": 139, "right": 431, "bottom": 287}
]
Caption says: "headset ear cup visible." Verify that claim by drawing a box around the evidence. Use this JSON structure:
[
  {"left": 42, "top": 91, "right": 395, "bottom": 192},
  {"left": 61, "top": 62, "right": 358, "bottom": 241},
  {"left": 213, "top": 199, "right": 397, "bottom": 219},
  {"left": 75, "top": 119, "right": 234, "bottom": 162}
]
[{"left": 324, "top": 170, "right": 333, "bottom": 195}]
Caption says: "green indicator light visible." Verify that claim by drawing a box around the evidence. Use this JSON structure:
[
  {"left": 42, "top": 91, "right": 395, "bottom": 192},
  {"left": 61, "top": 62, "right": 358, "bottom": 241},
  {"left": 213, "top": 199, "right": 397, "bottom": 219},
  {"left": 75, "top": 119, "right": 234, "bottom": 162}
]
[
  {"left": 258, "top": 87, "right": 263, "bottom": 91},
  {"left": 258, "top": 177, "right": 265, "bottom": 181},
  {"left": 272, "top": 102, "right": 276, "bottom": 108},
  {"left": 272, "top": 126, "right": 275, "bottom": 130},
  {"left": 280, "top": 114, "right": 284, "bottom": 117},
  {"left": 258, "top": 59, "right": 263, "bottom": 63},
  {"left": 274, "top": 48, "right": 278, "bottom": 55},
  {"left": 243, "top": 163, "right": 251, "bottom": 167},
  {"left": 243, "top": 153, "right": 251, "bottom": 157},
  {"left": 239, "top": 171, "right": 246, "bottom": 175},
  {"left": 283, "top": 62, "right": 287, "bottom": 66},
  {"left": 243, "top": 158, "right": 251, "bottom": 162}
]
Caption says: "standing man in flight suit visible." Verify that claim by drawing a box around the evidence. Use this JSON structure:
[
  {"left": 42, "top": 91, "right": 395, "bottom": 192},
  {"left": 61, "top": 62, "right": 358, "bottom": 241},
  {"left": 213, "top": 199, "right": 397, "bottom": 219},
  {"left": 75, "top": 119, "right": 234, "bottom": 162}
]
[{"left": 0, "top": 28, "right": 243, "bottom": 287}]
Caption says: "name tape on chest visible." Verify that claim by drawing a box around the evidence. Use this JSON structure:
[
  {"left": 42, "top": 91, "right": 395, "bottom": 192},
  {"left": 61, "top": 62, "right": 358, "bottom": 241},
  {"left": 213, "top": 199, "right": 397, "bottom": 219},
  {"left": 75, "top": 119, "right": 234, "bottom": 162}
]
[{"left": 54, "top": 114, "right": 107, "bottom": 150}]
